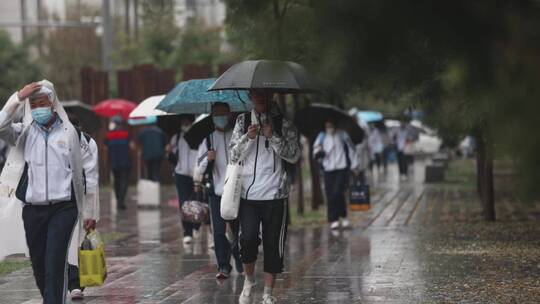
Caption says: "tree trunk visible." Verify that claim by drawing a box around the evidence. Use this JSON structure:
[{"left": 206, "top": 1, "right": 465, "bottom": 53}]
[
  {"left": 476, "top": 134, "right": 485, "bottom": 200},
  {"left": 293, "top": 94, "right": 304, "bottom": 215},
  {"left": 482, "top": 143, "right": 496, "bottom": 221},
  {"left": 308, "top": 144, "right": 323, "bottom": 210},
  {"left": 476, "top": 130, "right": 495, "bottom": 221}
]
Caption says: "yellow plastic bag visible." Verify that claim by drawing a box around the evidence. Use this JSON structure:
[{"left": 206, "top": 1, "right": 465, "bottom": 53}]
[{"left": 79, "top": 230, "right": 107, "bottom": 287}]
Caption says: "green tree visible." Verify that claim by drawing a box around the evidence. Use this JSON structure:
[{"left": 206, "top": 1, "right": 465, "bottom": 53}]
[
  {"left": 224, "top": 0, "right": 540, "bottom": 220},
  {"left": 0, "top": 30, "right": 41, "bottom": 103}
]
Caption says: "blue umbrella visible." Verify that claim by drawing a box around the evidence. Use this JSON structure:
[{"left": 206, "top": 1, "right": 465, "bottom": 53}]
[
  {"left": 358, "top": 111, "right": 383, "bottom": 123},
  {"left": 157, "top": 78, "right": 251, "bottom": 114}
]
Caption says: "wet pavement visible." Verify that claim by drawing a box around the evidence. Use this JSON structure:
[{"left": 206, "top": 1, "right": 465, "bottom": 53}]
[{"left": 1, "top": 160, "right": 539, "bottom": 303}]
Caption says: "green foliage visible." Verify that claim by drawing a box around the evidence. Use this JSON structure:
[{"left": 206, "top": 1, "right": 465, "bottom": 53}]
[
  {"left": 224, "top": 0, "right": 540, "bottom": 198},
  {"left": 44, "top": 27, "right": 102, "bottom": 99},
  {"left": 114, "top": 5, "right": 224, "bottom": 73},
  {"left": 0, "top": 30, "right": 41, "bottom": 103}
]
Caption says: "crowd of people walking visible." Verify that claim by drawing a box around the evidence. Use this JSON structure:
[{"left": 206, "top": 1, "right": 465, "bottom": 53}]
[{"left": 0, "top": 76, "right": 419, "bottom": 304}]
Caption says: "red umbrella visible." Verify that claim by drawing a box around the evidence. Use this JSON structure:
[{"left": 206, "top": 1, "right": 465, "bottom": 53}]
[{"left": 93, "top": 99, "right": 137, "bottom": 120}]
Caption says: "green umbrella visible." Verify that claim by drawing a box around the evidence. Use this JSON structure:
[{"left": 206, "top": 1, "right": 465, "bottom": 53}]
[{"left": 157, "top": 78, "right": 251, "bottom": 114}]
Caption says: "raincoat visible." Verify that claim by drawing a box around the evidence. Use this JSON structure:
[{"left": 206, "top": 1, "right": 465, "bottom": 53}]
[{"left": 0, "top": 80, "right": 99, "bottom": 265}]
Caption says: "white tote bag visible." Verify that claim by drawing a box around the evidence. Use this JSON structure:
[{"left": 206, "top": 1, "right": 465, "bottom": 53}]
[{"left": 220, "top": 163, "right": 243, "bottom": 220}]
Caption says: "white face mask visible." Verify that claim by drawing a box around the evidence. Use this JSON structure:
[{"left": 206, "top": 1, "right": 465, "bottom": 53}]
[
  {"left": 181, "top": 125, "right": 191, "bottom": 133},
  {"left": 326, "top": 127, "right": 335, "bottom": 134}
]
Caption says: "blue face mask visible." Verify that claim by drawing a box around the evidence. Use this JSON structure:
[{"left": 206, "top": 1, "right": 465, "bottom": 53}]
[
  {"left": 213, "top": 115, "right": 229, "bottom": 129},
  {"left": 31, "top": 107, "right": 53, "bottom": 125}
]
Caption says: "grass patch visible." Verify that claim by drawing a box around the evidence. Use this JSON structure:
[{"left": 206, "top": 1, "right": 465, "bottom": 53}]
[
  {"left": 444, "top": 159, "right": 477, "bottom": 189},
  {"left": 0, "top": 259, "right": 31, "bottom": 277}
]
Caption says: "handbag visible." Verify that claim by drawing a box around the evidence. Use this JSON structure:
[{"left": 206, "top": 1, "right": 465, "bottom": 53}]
[
  {"left": 220, "top": 163, "right": 243, "bottom": 220},
  {"left": 349, "top": 177, "right": 370, "bottom": 211},
  {"left": 180, "top": 193, "right": 210, "bottom": 224},
  {"left": 79, "top": 230, "right": 107, "bottom": 287}
]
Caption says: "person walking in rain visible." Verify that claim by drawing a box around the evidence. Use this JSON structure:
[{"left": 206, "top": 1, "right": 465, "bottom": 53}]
[
  {"left": 230, "top": 89, "right": 301, "bottom": 304},
  {"left": 369, "top": 125, "right": 385, "bottom": 173},
  {"left": 396, "top": 120, "right": 417, "bottom": 180},
  {"left": 105, "top": 115, "right": 132, "bottom": 210},
  {"left": 313, "top": 119, "right": 358, "bottom": 230},
  {"left": 0, "top": 81, "right": 97, "bottom": 304},
  {"left": 66, "top": 115, "right": 100, "bottom": 300},
  {"left": 194, "top": 102, "right": 243, "bottom": 280},
  {"left": 137, "top": 124, "right": 167, "bottom": 182},
  {"left": 169, "top": 116, "right": 200, "bottom": 244}
]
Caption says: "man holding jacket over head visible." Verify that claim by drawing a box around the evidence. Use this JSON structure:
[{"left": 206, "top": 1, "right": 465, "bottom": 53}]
[
  {"left": 0, "top": 81, "right": 97, "bottom": 304},
  {"left": 230, "top": 90, "right": 301, "bottom": 304},
  {"left": 194, "top": 102, "right": 243, "bottom": 280}
]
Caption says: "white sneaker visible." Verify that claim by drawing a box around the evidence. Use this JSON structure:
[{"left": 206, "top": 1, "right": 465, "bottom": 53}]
[
  {"left": 70, "top": 289, "right": 84, "bottom": 300},
  {"left": 261, "top": 294, "right": 277, "bottom": 304},
  {"left": 183, "top": 236, "right": 193, "bottom": 244},
  {"left": 193, "top": 228, "right": 201, "bottom": 240},
  {"left": 239, "top": 280, "right": 256, "bottom": 304},
  {"left": 330, "top": 221, "right": 340, "bottom": 230},
  {"left": 341, "top": 219, "right": 350, "bottom": 229}
]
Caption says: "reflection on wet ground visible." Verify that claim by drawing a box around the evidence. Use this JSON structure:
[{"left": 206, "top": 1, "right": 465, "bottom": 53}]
[{"left": 1, "top": 160, "right": 539, "bottom": 303}]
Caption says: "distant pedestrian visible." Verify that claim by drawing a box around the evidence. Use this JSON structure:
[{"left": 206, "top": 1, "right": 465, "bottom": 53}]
[
  {"left": 231, "top": 90, "right": 300, "bottom": 304},
  {"left": 138, "top": 124, "right": 167, "bottom": 182},
  {"left": 355, "top": 127, "right": 371, "bottom": 185},
  {"left": 169, "top": 116, "right": 200, "bottom": 244},
  {"left": 313, "top": 119, "right": 358, "bottom": 230},
  {"left": 396, "top": 121, "right": 416, "bottom": 180},
  {"left": 0, "top": 81, "right": 97, "bottom": 304},
  {"left": 194, "top": 102, "right": 243, "bottom": 279},
  {"left": 369, "top": 126, "right": 384, "bottom": 172},
  {"left": 105, "top": 115, "right": 132, "bottom": 210}
]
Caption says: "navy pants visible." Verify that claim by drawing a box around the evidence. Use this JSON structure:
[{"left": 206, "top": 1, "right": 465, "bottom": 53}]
[
  {"left": 145, "top": 159, "right": 162, "bottom": 182},
  {"left": 23, "top": 201, "right": 78, "bottom": 304},
  {"left": 239, "top": 199, "right": 288, "bottom": 274},
  {"left": 112, "top": 167, "right": 130, "bottom": 207},
  {"left": 323, "top": 169, "right": 349, "bottom": 222},
  {"left": 208, "top": 195, "right": 241, "bottom": 272},
  {"left": 174, "top": 173, "right": 200, "bottom": 237}
]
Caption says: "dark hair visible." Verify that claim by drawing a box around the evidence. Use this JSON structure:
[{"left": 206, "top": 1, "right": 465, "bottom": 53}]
[{"left": 212, "top": 102, "right": 230, "bottom": 111}]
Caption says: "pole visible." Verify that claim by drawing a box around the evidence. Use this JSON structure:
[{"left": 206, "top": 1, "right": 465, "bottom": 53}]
[
  {"left": 20, "top": 0, "right": 27, "bottom": 40},
  {"left": 101, "top": 0, "right": 114, "bottom": 78}
]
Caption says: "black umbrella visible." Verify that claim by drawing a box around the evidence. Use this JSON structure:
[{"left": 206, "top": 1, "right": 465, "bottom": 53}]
[
  {"left": 62, "top": 100, "right": 101, "bottom": 133},
  {"left": 294, "top": 103, "right": 365, "bottom": 144},
  {"left": 157, "top": 114, "right": 195, "bottom": 136},
  {"left": 208, "top": 60, "right": 318, "bottom": 93},
  {"left": 184, "top": 115, "right": 214, "bottom": 150},
  {"left": 184, "top": 113, "right": 242, "bottom": 150}
]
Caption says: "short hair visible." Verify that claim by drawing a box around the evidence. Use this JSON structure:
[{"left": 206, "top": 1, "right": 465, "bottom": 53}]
[{"left": 212, "top": 102, "right": 230, "bottom": 111}]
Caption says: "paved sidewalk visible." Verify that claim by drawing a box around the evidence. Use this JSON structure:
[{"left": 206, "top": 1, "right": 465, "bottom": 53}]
[{"left": 1, "top": 161, "right": 539, "bottom": 303}]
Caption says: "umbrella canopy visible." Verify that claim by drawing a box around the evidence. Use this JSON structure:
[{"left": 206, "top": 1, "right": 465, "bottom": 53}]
[
  {"left": 157, "top": 78, "right": 251, "bottom": 114},
  {"left": 129, "top": 95, "right": 170, "bottom": 118},
  {"left": 128, "top": 116, "right": 158, "bottom": 126},
  {"left": 94, "top": 98, "right": 137, "bottom": 120},
  {"left": 61, "top": 100, "right": 101, "bottom": 133},
  {"left": 158, "top": 114, "right": 195, "bottom": 137},
  {"left": 183, "top": 114, "right": 213, "bottom": 149},
  {"left": 208, "top": 60, "right": 318, "bottom": 93},
  {"left": 358, "top": 111, "right": 383, "bottom": 123},
  {"left": 184, "top": 113, "right": 240, "bottom": 149},
  {"left": 294, "top": 103, "right": 365, "bottom": 144}
]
